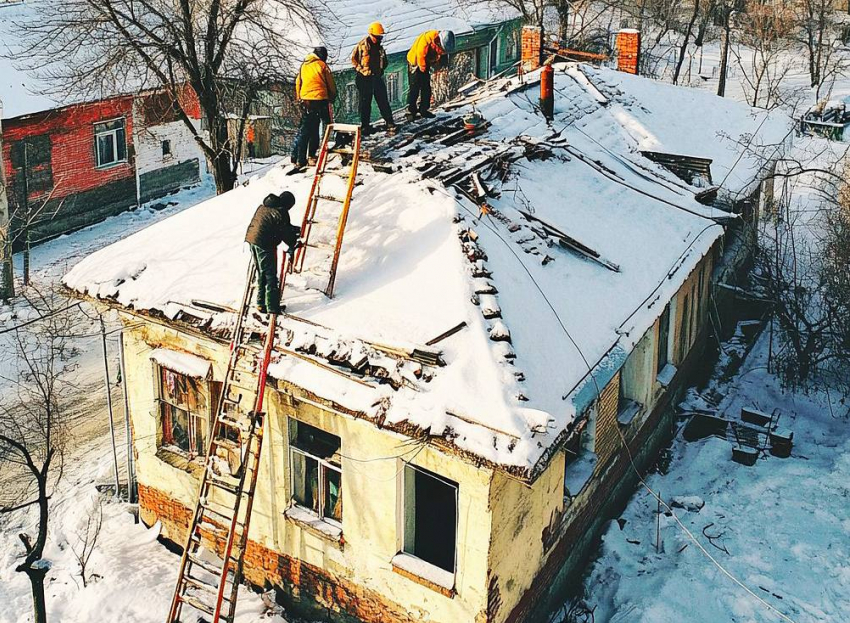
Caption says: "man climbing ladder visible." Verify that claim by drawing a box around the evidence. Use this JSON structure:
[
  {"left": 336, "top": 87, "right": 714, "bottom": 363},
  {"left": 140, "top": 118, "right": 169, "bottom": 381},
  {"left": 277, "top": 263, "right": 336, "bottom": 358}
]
[{"left": 165, "top": 124, "right": 362, "bottom": 623}]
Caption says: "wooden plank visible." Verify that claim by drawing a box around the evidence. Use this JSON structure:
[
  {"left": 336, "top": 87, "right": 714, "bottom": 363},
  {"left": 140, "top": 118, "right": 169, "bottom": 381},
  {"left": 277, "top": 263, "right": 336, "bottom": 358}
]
[{"left": 518, "top": 210, "right": 620, "bottom": 272}]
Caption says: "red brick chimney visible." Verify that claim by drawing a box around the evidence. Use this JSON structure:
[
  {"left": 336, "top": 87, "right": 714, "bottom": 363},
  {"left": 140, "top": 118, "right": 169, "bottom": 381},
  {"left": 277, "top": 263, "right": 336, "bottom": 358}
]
[
  {"left": 616, "top": 29, "right": 641, "bottom": 75},
  {"left": 521, "top": 26, "right": 543, "bottom": 71}
]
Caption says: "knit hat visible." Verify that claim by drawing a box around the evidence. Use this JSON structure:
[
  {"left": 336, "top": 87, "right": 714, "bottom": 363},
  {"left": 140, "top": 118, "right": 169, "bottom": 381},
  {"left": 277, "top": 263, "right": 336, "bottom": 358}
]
[
  {"left": 312, "top": 46, "right": 329, "bottom": 62},
  {"left": 263, "top": 192, "right": 296, "bottom": 210}
]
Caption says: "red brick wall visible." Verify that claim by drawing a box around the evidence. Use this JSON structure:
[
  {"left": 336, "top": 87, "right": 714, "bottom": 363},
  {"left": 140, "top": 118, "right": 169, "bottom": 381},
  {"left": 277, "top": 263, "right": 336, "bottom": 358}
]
[
  {"left": 139, "top": 483, "right": 424, "bottom": 623},
  {"left": 616, "top": 30, "right": 641, "bottom": 75},
  {"left": 521, "top": 26, "right": 542, "bottom": 71},
  {"left": 2, "top": 97, "right": 135, "bottom": 202}
]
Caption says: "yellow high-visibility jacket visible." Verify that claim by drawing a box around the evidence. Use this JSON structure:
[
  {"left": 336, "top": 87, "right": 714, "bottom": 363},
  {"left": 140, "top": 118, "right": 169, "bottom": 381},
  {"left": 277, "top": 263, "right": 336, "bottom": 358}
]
[
  {"left": 295, "top": 53, "right": 337, "bottom": 101},
  {"left": 406, "top": 30, "right": 445, "bottom": 73}
]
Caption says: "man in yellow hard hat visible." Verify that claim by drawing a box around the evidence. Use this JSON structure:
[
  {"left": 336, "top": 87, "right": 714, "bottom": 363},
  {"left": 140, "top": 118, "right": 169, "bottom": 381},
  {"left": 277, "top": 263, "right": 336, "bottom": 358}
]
[
  {"left": 351, "top": 22, "right": 397, "bottom": 136},
  {"left": 289, "top": 46, "right": 336, "bottom": 174},
  {"left": 406, "top": 30, "right": 455, "bottom": 121}
]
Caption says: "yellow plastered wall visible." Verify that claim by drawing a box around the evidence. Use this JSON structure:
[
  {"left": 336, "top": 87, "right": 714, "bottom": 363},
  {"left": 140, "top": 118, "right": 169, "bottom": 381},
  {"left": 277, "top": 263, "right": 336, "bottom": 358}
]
[
  {"left": 485, "top": 453, "right": 565, "bottom": 623},
  {"left": 122, "top": 317, "right": 494, "bottom": 622}
]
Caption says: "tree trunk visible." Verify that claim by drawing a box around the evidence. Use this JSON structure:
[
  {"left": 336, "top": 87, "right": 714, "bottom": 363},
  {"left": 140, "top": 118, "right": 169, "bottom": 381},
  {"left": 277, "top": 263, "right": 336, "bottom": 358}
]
[
  {"left": 673, "top": 0, "right": 700, "bottom": 85},
  {"left": 556, "top": 1, "right": 570, "bottom": 41},
  {"left": 208, "top": 117, "right": 237, "bottom": 194},
  {"left": 24, "top": 566, "right": 48, "bottom": 623},
  {"left": 717, "top": 12, "right": 732, "bottom": 97}
]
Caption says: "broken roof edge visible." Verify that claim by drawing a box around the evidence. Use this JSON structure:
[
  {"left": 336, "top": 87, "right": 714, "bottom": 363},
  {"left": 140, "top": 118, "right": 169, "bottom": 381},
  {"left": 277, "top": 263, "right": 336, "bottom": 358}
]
[{"left": 69, "top": 287, "right": 546, "bottom": 482}]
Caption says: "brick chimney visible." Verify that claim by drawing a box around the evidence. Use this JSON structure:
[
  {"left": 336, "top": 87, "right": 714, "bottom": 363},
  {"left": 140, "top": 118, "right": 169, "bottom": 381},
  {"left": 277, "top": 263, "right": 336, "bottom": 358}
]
[
  {"left": 521, "top": 26, "right": 543, "bottom": 71},
  {"left": 616, "top": 29, "right": 641, "bottom": 75}
]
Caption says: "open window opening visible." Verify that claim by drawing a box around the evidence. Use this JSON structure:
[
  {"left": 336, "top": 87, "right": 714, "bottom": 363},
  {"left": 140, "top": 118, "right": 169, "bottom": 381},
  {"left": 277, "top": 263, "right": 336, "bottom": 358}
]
[
  {"left": 563, "top": 409, "right": 597, "bottom": 499},
  {"left": 289, "top": 419, "right": 342, "bottom": 526},
  {"left": 402, "top": 464, "right": 457, "bottom": 574}
]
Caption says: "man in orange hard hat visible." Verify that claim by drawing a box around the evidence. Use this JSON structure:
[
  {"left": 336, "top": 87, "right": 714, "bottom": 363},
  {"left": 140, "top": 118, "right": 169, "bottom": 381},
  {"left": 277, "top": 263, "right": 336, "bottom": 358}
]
[
  {"left": 351, "top": 22, "right": 397, "bottom": 136},
  {"left": 406, "top": 30, "right": 455, "bottom": 121}
]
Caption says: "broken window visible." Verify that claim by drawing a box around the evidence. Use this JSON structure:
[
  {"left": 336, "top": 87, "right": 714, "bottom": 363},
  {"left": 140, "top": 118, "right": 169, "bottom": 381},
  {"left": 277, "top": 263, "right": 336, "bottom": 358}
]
[
  {"left": 289, "top": 419, "right": 342, "bottom": 525},
  {"left": 403, "top": 464, "right": 457, "bottom": 573},
  {"left": 657, "top": 304, "right": 671, "bottom": 374},
  {"left": 162, "top": 139, "right": 172, "bottom": 157},
  {"left": 94, "top": 118, "right": 127, "bottom": 168},
  {"left": 563, "top": 409, "right": 596, "bottom": 498},
  {"left": 157, "top": 367, "right": 212, "bottom": 457}
]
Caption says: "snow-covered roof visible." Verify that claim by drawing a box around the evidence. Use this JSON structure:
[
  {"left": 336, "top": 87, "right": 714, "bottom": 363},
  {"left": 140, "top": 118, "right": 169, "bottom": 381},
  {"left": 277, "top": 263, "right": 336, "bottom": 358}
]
[{"left": 63, "top": 64, "right": 787, "bottom": 479}]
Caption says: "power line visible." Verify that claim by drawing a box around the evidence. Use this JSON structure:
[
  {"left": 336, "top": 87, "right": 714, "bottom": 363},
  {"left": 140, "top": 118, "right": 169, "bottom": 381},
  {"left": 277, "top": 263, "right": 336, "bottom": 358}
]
[
  {"left": 433, "top": 183, "right": 800, "bottom": 623},
  {"left": 0, "top": 301, "right": 82, "bottom": 335}
]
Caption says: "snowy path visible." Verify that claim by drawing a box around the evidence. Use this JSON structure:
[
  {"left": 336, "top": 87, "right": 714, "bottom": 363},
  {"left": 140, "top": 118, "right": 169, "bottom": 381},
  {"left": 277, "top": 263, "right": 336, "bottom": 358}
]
[{"left": 569, "top": 330, "right": 850, "bottom": 623}]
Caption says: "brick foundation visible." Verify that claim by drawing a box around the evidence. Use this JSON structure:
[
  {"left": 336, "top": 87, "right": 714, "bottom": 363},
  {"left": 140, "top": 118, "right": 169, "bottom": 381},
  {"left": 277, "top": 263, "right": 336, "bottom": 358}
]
[
  {"left": 138, "top": 484, "right": 424, "bottom": 623},
  {"left": 616, "top": 29, "right": 641, "bottom": 75}
]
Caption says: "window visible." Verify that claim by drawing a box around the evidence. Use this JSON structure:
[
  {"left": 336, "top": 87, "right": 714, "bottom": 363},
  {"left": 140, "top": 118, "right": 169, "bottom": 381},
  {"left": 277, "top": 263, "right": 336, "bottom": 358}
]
[
  {"left": 403, "top": 464, "right": 457, "bottom": 573},
  {"left": 505, "top": 29, "right": 519, "bottom": 61},
  {"left": 489, "top": 37, "right": 499, "bottom": 76},
  {"left": 161, "top": 139, "right": 172, "bottom": 157},
  {"left": 386, "top": 71, "right": 400, "bottom": 104},
  {"left": 680, "top": 294, "right": 691, "bottom": 359},
  {"left": 94, "top": 118, "right": 127, "bottom": 168},
  {"left": 157, "top": 367, "right": 211, "bottom": 457},
  {"left": 697, "top": 269, "right": 705, "bottom": 325},
  {"left": 289, "top": 419, "right": 342, "bottom": 525},
  {"left": 657, "top": 304, "right": 670, "bottom": 374},
  {"left": 563, "top": 408, "right": 596, "bottom": 497}
]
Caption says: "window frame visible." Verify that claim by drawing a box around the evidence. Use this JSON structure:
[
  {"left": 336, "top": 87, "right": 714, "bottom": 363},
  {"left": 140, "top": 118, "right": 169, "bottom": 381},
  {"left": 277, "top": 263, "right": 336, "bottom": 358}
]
[
  {"left": 288, "top": 419, "right": 343, "bottom": 529},
  {"left": 154, "top": 364, "right": 213, "bottom": 459},
  {"left": 401, "top": 463, "right": 459, "bottom": 576},
  {"left": 94, "top": 117, "right": 128, "bottom": 169},
  {"left": 657, "top": 304, "right": 671, "bottom": 375}
]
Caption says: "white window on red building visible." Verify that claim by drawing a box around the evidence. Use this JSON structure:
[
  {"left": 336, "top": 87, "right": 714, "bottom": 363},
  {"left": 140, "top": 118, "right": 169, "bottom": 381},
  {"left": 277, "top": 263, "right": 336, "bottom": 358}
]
[{"left": 94, "top": 118, "right": 127, "bottom": 168}]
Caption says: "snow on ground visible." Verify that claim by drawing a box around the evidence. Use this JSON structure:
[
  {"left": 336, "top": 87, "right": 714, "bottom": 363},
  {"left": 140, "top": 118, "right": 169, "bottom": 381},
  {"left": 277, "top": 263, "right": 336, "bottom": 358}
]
[
  {"left": 568, "top": 328, "right": 850, "bottom": 623},
  {"left": 0, "top": 435, "right": 290, "bottom": 623}
]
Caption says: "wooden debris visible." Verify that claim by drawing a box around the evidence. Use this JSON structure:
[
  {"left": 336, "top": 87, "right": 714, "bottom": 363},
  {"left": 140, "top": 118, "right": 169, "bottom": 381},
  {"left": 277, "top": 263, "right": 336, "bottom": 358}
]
[
  {"left": 425, "top": 321, "right": 468, "bottom": 346},
  {"left": 518, "top": 209, "right": 620, "bottom": 272}
]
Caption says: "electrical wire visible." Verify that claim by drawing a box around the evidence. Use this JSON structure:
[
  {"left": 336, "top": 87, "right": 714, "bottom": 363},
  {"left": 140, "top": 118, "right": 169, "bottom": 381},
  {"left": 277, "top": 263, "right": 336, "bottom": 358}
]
[
  {"left": 0, "top": 301, "right": 83, "bottom": 335},
  {"left": 432, "top": 183, "right": 800, "bottom": 623}
]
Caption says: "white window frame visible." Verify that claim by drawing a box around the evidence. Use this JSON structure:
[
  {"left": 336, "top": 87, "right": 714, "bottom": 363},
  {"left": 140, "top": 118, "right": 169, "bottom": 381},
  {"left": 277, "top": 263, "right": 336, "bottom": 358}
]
[
  {"left": 94, "top": 117, "right": 127, "bottom": 168},
  {"left": 400, "top": 462, "right": 459, "bottom": 576},
  {"left": 288, "top": 428, "right": 343, "bottom": 529}
]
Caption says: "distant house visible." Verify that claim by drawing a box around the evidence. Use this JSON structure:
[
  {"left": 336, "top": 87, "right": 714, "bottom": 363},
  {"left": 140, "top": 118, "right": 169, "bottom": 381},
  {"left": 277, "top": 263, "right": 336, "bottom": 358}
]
[
  {"left": 64, "top": 61, "right": 787, "bottom": 623},
  {"left": 254, "top": 0, "right": 523, "bottom": 153}
]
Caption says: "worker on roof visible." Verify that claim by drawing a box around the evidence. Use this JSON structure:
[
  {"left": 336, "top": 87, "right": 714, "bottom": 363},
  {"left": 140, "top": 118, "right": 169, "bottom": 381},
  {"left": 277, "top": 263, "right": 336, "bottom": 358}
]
[
  {"left": 290, "top": 46, "right": 337, "bottom": 175},
  {"left": 406, "top": 30, "right": 455, "bottom": 121},
  {"left": 351, "top": 22, "right": 397, "bottom": 136},
  {"left": 244, "top": 192, "right": 301, "bottom": 315}
]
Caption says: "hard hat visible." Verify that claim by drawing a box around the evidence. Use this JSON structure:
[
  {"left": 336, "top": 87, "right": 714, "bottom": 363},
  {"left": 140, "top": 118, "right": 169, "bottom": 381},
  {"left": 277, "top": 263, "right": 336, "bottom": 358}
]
[
  {"left": 368, "top": 22, "right": 386, "bottom": 36},
  {"left": 439, "top": 30, "right": 456, "bottom": 53}
]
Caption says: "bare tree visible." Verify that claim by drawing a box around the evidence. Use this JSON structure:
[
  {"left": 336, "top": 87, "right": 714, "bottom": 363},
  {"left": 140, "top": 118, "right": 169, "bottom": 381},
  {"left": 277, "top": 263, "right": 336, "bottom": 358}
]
[
  {"left": 0, "top": 287, "right": 83, "bottom": 623},
  {"left": 796, "top": 0, "right": 845, "bottom": 95},
  {"left": 71, "top": 499, "right": 104, "bottom": 589},
  {"left": 732, "top": 0, "right": 797, "bottom": 109},
  {"left": 13, "top": 0, "right": 324, "bottom": 195}
]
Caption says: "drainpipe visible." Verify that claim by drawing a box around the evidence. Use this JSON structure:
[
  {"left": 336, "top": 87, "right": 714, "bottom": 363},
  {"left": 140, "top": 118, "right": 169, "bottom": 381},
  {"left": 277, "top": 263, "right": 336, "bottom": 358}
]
[{"left": 540, "top": 62, "right": 555, "bottom": 120}]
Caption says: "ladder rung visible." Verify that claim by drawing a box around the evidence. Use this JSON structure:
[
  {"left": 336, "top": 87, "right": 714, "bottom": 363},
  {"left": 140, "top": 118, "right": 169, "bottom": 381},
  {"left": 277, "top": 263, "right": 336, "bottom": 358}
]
[
  {"left": 323, "top": 169, "right": 355, "bottom": 178},
  {"left": 211, "top": 437, "right": 241, "bottom": 453},
  {"left": 329, "top": 147, "right": 356, "bottom": 155},
  {"left": 183, "top": 574, "right": 231, "bottom": 600},
  {"left": 179, "top": 593, "right": 216, "bottom": 617},
  {"left": 316, "top": 193, "right": 345, "bottom": 203},
  {"left": 217, "top": 415, "right": 247, "bottom": 430},
  {"left": 307, "top": 218, "right": 338, "bottom": 227},
  {"left": 330, "top": 122, "right": 361, "bottom": 133},
  {"left": 207, "top": 476, "right": 240, "bottom": 495},
  {"left": 200, "top": 505, "right": 234, "bottom": 525},
  {"left": 187, "top": 553, "right": 227, "bottom": 577}
]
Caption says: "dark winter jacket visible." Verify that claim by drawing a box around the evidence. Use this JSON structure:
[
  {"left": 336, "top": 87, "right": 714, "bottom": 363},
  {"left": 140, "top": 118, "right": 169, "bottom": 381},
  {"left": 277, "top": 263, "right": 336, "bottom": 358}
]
[
  {"left": 351, "top": 36, "right": 388, "bottom": 77},
  {"left": 245, "top": 204, "right": 299, "bottom": 250}
]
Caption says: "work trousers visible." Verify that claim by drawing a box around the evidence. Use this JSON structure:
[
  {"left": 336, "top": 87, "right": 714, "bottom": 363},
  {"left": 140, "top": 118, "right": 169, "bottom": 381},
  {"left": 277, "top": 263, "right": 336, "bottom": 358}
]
[
  {"left": 292, "top": 100, "right": 331, "bottom": 165},
  {"left": 250, "top": 244, "right": 281, "bottom": 311},
  {"left": 407, "top": 66, "right": 432, "bottom": 115},
  {"left": 356, "top": 73, "right": 394, "bottom": 128}
]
